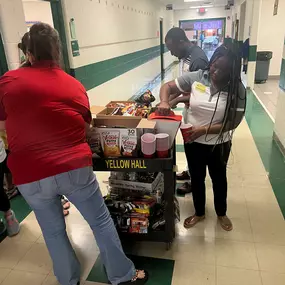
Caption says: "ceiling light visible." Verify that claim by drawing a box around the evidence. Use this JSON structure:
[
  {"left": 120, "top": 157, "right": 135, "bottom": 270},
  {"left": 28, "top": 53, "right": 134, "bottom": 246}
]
[
  {"left": 184, "top": 0, "right": 200, "bottom": 2},
  {"left": 190, "top": 5, "right": 214, "bottom": 8}
]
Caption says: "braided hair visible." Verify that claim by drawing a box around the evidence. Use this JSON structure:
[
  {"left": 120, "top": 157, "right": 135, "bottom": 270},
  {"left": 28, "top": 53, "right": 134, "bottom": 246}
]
[{"left": 205, "top": 43, "right": 246, "bottom": 144}]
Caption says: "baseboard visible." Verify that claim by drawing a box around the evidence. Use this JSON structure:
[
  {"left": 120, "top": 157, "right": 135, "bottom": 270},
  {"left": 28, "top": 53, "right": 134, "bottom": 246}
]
[
  {"left": 273, "top": 132, "right": 285, "bottom": 157},
  {"left": 268, "top": 75, "right": 280, "bottom": 80}
]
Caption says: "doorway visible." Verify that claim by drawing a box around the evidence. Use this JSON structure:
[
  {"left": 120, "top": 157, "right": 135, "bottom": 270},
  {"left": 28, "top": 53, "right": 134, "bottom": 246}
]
[
  {"left": 159, "top": 18, "right": 165, "bottom": 75},
  {"left": 239, "top": 1, "right": 246, "bottom": 41},
  {"left": 0, "top": 33, "right": 8, "bottom": 76},
  {"left": 22, "top": 0, "right": 70, "bottom": 73},
  {"left": 179, "top": 18, "right": 226, "bottom": 60}
]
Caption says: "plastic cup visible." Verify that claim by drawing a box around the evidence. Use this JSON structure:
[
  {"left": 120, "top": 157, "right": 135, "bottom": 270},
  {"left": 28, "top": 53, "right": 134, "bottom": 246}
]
[
  {"left": 141, "top": 133, "right": 156, "bottom": 158},
  {"left": 157, "top": 150, "right": 169, "bottom": 158},
  {"left": 156, "top": 133, "right": 170, "bottom": 151},
  {"left": 156, "top": 133, "right": 170, "bottom": 158},
  {"left": 180, "top": 123, "right": 193, "bottom": 143}
]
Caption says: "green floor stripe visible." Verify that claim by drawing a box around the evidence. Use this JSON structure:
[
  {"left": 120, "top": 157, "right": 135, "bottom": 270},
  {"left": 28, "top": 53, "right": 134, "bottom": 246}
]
[
  {"left": 245, "top": 89, "right": 285, "bottom": 218},
  {"left": 0, "top": 195, "right": 31, "bottom": 224},
  {"left": 87, "top": 254, "right": 175, "bottom": 285},
  {"left": 176, "top": 144, "right": 185, "bottom": 153},
  {"left": 0, "top": 195, "right": 32, "bottom": 242},
  {"left": 175, "top": 107, "right": 184, "bottom": 111}
]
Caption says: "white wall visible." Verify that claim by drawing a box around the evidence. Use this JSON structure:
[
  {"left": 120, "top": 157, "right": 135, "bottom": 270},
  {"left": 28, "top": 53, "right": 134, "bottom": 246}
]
[
  {"left": 174, "top": 7, "right": 232, "bottom": 37},
  {"left": 0, "top": 0, "right": 26, "bottom": 70},
  {"left": 61, "top": 0, "right": 174, "bottom": 106},
  {"left": 257, "top": 0, "right": 285, "bottom": 76},
  {"left": 22, "top": 0, "right": 54, "bottom": 28}
]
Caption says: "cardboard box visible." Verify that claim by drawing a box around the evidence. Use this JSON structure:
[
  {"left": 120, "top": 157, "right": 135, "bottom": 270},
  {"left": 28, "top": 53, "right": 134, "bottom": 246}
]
[
  {"left": 90, "top": 117, "right": 156, "bottom": 158},
  {"left": 90, "top": 105, "right": 148, "bottom": 120},
  {"left": 109, "top": 172, "right": 163, "bottom": 192},
  {"left": 105, "top": 101, "right": 135, "bottom": 108}
]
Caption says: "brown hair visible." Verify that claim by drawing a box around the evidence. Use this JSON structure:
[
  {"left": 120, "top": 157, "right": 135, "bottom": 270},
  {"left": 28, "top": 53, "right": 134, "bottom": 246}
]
[
  {"left": 28, "top": 22, "right": 61, "bottom": 65},
  {"left": 18, "top": 32, "right": 29, "bottom": 55}
]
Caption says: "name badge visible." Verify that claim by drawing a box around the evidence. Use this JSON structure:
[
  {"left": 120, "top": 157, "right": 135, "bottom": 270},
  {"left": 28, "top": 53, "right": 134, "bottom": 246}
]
[{"left": 195, "top": 83, "right": 206, "bottom": 93}]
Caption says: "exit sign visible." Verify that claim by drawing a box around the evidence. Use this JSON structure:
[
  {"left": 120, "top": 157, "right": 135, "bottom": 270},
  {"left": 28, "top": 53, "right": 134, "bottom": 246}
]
[
  {"left": 199, "top": 8, "right": 206, "bottom": 13},
  {"left": 166, "top": 4, "right": 173, "bottom": 10}
]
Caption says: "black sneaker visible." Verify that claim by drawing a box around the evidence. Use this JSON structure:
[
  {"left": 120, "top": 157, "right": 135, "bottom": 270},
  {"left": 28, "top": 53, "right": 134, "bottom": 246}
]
[
  {"left": 177, "top": 182, "right": 192, "bottom": 195},
  {"left": 176, "top": 171, "right": 190, "bottom": 180}
]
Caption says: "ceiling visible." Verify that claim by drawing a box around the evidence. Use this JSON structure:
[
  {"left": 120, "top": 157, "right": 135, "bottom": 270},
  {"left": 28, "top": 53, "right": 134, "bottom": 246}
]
[{"left": 158, "top": 0, "right": 229, "bottom": 10}]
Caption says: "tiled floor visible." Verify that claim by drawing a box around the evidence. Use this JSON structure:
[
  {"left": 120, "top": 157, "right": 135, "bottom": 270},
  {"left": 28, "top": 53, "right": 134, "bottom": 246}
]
[
  {"left": 254, "top": 79, "right": 281, "bottom": 120},
  {"left": 1, "top": 66, "right": 285, "bottom": 285}
]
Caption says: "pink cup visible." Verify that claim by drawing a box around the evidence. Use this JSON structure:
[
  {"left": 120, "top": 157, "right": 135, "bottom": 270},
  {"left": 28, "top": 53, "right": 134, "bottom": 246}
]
[
  {"left": 141, "top": 133, "right": 156, "bottom": 158},
  {"left": 180, "top": 123, "right": 193, "bottom": 143},
  {"left": 156, "top": 133, "right": 170, "bottom": 158},
  {"left": 156, "top": 133, "right": 170, "bottom": 151}
]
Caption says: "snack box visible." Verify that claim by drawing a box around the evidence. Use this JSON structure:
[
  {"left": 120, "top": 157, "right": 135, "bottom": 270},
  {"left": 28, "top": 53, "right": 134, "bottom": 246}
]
[
  {"left": 105, "top": 101, "right": 135, "bottom": 108},
  {"left": 90, "top": 117, "right": 156, "bottom": 158},
  {"left": 91, "top": 105, "right": 149, "bottom": 120}
]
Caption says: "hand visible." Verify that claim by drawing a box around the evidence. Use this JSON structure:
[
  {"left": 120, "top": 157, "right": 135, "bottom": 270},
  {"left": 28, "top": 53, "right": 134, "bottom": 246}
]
[
  {"left": 157, "top": 101, "right": 171, "bottom": 116},
  {"left": 187, "top": 126, "right": 207, "bottom": 143}
]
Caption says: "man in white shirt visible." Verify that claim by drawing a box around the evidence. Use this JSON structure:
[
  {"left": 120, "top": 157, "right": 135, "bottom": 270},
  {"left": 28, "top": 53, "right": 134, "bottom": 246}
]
[{"left": 165, "top": 28, "right": 209, "bottom": 194}]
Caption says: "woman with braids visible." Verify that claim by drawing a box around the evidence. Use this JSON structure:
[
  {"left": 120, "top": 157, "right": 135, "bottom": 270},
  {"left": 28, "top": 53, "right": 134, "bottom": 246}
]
[
  {"left": 158, "top": 44, "right": 246, "bottom": 231},
  {"left": 0, "top": 23, "right": 148, "bottom": 285}
]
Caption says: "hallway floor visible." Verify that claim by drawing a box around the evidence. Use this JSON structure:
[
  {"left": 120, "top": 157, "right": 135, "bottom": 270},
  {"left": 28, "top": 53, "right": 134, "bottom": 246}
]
[
  {"left": 254, "top": 79, "right": 281, "bottom": 121},
  {"left": 0, "top": 67, "right": 285, "bottom": 285}
]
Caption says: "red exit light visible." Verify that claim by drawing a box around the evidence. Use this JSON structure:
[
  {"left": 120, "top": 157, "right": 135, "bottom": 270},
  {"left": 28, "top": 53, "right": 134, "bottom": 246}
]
[{"left": 199, "top": 8, "right": 206, "bottom": 13}]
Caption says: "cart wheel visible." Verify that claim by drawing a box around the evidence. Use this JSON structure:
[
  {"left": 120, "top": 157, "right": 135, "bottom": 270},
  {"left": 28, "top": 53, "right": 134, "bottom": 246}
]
[{"left": 166, "top": 242, "right": 172, "bottom": 251}]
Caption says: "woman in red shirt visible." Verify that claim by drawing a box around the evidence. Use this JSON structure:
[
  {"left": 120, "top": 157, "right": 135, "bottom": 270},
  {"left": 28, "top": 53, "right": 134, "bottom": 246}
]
[{"left": 0, "top": 23, "right": 147, "bottom": 285}]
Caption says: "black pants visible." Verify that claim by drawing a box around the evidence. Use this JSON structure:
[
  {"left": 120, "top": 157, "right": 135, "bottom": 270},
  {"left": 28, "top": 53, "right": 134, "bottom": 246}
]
[
  {"left": 184, "top": 141, "right": 231, "bottom": 217},
  {"left": 0, "top": 160, "right": 10, "bottom": 212}
]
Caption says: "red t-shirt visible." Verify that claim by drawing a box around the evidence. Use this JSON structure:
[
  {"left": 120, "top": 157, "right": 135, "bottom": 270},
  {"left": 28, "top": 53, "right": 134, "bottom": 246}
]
[{"left": 0, "top": 61, "right": 92, "bottom": 185}]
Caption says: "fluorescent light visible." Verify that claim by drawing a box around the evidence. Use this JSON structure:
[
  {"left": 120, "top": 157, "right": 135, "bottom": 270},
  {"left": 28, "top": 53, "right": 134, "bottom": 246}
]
[
  {"left": 190, "top": 5, "right": 214, "bottom": 8},
  {"left": 184, "top": 0, "right": 201, "bottom": 2}
]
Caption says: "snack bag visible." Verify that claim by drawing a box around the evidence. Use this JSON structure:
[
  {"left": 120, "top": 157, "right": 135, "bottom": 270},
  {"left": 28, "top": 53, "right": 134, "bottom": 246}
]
[
  {"left": 135, "top": 90, "right": 155, "bottom": 106},
  {"left": 101, "top": 131, "right": 121, "bottom": 157},
  {"left": 88, "top": 128, "right": 104, "bottom": 158},
  {"left": 120, "top": 129, "right": 138, "bottom": 157}
]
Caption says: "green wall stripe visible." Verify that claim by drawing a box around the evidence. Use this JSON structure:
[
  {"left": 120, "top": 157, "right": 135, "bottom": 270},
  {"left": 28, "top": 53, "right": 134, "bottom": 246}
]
[
  {"left": 0, "top": 33, "right": 8, "bottom": 76},
  {"left": 248, "top": 45, "right": 257, "bottom": 62},
  {"left": 280, "top": 58, "right": 285, "bottom": 91},
  {"left": 71, "top": 45, "right": 169, "bottom": 91},
  {"left": 245, "top": 89, "right": 285, "bottom": 218},
  {"left": 49, "top": 0, "right": 71, "bottom": 74}
]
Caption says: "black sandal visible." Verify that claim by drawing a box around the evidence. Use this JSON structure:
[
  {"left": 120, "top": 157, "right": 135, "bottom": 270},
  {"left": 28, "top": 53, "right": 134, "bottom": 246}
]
[{"left": 119, "top": 270, "right": 149, "bottom": 285}]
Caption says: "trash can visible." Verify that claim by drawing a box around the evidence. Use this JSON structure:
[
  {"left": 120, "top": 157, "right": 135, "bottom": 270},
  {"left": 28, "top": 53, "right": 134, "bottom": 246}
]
[{"left": 255, "top": 51, "right": 273, "bottom": 83}]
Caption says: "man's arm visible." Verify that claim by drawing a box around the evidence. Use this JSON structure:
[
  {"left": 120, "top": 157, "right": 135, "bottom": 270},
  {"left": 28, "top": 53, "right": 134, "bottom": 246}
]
[
  {"left": 169, "top": 93, "right": 181, "bottom": 102},
  {"left": 158, "top": 71, "right": 200, "bottom": 115}
]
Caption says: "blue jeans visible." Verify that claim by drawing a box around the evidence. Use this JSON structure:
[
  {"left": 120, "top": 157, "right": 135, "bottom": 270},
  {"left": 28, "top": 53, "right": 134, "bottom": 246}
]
[{"left": 18, "top": 167, "right": 135, "bottom": 285}]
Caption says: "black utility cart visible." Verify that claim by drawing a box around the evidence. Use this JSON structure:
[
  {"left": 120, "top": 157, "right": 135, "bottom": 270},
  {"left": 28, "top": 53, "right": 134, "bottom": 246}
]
[{"left": 92, "top": 145, "right": 177, "bottom": 250}]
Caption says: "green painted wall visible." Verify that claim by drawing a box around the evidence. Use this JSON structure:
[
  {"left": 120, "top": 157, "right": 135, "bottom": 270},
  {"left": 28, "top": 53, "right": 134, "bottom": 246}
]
[
  {"left": 0, "top": 33, "right": 8, "bottom": 76},
  {"left": 248, "top": 45, "right": 257, "bottom": 62},
  {"left": 71, "top": 45, "right": 169, "bottom": 91},
  {"left": 280, "top": 58, "right": 285, "bottom": 91}
]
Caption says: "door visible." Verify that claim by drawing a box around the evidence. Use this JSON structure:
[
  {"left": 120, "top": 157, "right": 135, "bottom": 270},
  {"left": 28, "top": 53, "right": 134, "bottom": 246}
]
[
  {"left": 0, "top": 33, "right": 8, "bottom": 76},
  {"left": 45, "top": 0, "right": 70, "bottom": 74},
  {"left": 159, "top": 18, "right": 164, "bottom": 74}
]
